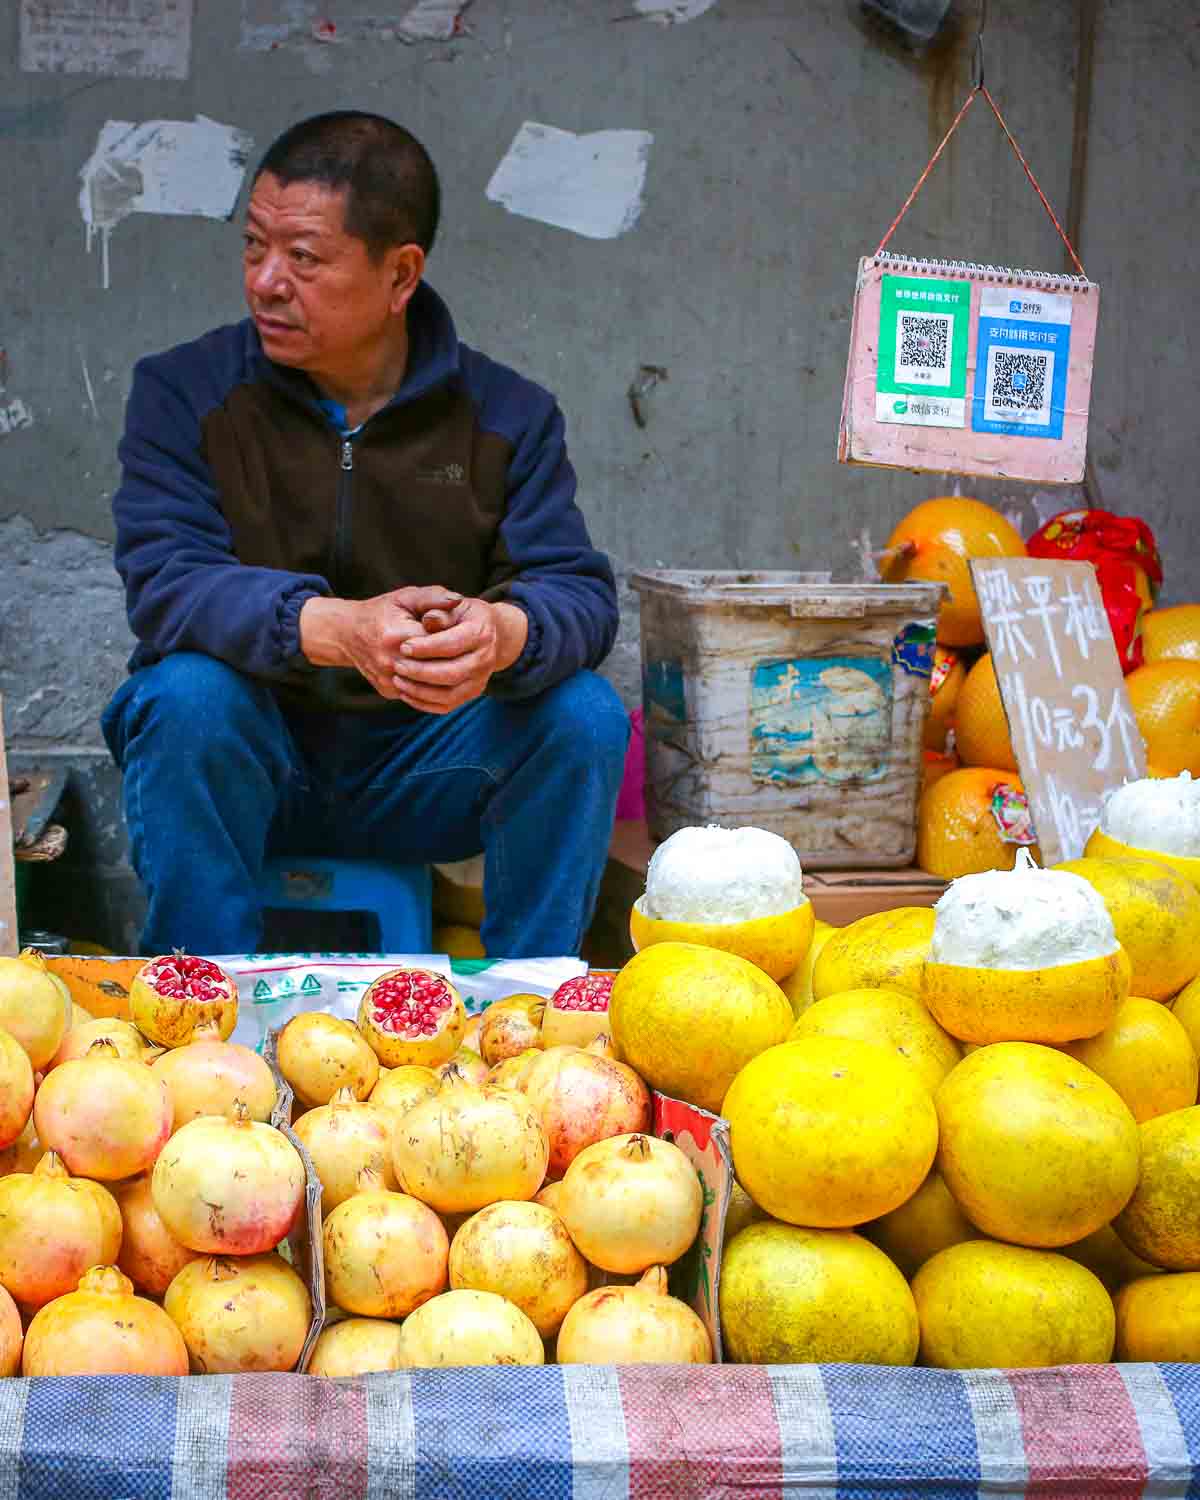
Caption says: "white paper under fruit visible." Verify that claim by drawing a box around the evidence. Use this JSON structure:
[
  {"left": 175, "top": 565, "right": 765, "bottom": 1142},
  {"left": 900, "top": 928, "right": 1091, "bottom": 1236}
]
[{"left": 216, "top": 953, "right": 586, "bottom": 1054}]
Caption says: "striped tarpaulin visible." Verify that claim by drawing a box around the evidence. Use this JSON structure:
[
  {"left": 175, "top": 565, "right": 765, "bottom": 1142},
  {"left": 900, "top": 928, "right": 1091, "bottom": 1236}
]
[{"left": 1, "top": 1364, "right": 1199, "bottom": 1499}]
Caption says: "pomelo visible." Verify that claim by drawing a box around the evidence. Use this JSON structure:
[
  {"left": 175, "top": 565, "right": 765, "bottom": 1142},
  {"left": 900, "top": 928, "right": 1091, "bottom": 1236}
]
[
  {"left": 1064, "top": 997, "right": 1198, "bottom": 1123},
  {"left": 1115, "top": 1273, "right": 1200, "bottom": 1361},
  {"left": 1058, "top": 1223, "right": 1163, "bottom": 1295},
  {"left": 863, "top": 1169, "right": 975, "bottom": 1280},
  {"left": 811, "top": 907, "right": 935, "bottom": 1002},
  {"left": 1113, "top": 1106, "right": 1200, "bottom": 1269},
  {"left": 789, "top": 987, "right": 960, "bottom": 1095},
  {"left": 777, "top": 918, "right": 836, "bottom": 1018}
]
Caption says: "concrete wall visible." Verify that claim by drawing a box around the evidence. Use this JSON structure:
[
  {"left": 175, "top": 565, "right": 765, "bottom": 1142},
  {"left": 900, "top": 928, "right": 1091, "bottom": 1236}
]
[{"left": 1, "top": 0, "right": 1196, "bottom": 946}]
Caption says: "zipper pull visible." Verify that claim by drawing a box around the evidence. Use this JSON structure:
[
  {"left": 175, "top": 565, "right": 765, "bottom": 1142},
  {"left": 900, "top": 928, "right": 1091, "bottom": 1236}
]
[{"left": 340, "top": 438, "right": 354, "bottom": 471}]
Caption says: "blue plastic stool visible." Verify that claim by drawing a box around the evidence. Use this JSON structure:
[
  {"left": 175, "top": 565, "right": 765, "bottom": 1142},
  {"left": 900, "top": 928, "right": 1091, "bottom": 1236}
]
[{"left": 259, "top": 856, "right": 433, "bottom": 953}]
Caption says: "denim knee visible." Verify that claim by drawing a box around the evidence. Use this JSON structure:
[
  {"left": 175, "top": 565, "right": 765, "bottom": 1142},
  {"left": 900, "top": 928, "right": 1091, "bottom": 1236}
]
[
  {"left": 535, "top": 671, "right": 631, "bottom": 770},
  {"left": 103, "top": 652, "right": 279, "bottom": 766}
]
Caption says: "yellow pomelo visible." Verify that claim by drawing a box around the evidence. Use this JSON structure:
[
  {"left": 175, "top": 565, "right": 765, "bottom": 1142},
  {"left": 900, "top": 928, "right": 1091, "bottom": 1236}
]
[
  {"left": 789, "top": 987, "right": 961, "bottom": 1095},
  {"left": 1170, "top": 972, "right": 1200, "bottom": 1058},
  {"left": 863, "top": 1169, "right": 975, "bottom": 1279},
  {"left": 1087, "top": 826, "right": 1200, "bottom": 897},
  {"left": 777, "top": 919, "right": 837, "bottom": 1019},
  {"left": 1114, "top": 1107, "right": 1200, "bottom": 1269},
  {"left": 1115, "top": 1273, "right": 1200, "bottom": 1361},
  {"left": 935, "top": 1043, "right": 1140, "bottom": 1247},
  {"left": 719, "top": 1220, "right": 918, "bottom": 1365},
  {"left": 1058, "top": 1223, "right": 1163, "bottom": 1295},
  {"left": 609, "top": 942, "right": 792, "bottom": 1114},
  {"left": 724, "top": 1179, "right": 767, "bottom": 1244},
  {"left": 912, "top": 1240, "right": 1115, "bottom": 1368},
  {"left": 922, "top": 947, "right": 1131, "bottom": 1044},
  {"left": 723, "top": 1036, "right": 938, "bottom": 1227},
  {"left": 1054, "top": 856, "right": 1200, "bottom": 1001},
  {"left": 811, "top": 907, "right": 936, "bottom": 1002},
  {"left": 432, "top": 924, "right": 486, "bottom": 959},
  {"left": 629, "top": 897, "right": 814, "bottom": 983},
  {"left": 1064, "top": 997, "right": 1199, "bottom": 1123}
]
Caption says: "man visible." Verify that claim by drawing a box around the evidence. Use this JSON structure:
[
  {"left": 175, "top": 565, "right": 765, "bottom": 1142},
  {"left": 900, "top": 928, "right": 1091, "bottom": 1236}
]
[{"left": 102, "top": 111, "right": 628, "bottom": 958}]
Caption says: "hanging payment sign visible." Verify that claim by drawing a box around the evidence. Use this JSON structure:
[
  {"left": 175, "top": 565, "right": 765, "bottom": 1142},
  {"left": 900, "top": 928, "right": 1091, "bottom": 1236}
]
[
  {"left": 875, "top": 275, "right": 971, "bottom": 428},
  {"left": 972, "top": 287, "right": 1072, "bottom": 439}
]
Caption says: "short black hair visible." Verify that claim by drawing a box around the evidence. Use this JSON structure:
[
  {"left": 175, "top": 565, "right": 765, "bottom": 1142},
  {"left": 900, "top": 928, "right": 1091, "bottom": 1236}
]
[{"left": 254, "top": 111, "right": 440, "bottom": 259}]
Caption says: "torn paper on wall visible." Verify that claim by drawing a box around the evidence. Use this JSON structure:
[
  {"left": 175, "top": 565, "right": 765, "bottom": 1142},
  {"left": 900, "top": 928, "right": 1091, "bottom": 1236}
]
[
  {"left": 634, "top": 0, "right": 719, "bottom": 22},
  {"left": 0, "top": 401, "right": 34, "bottom": 438},
  {"left": 20, "top": 0, "right": 193, "bottom": 79},
  {"left": 239, "top": 0, "right": 468, "bottom": 48},
  {"left": 79, "top": 116, "right": 254, "bottom": 290},
  {"left": 486, "top": 123, "right": 653, "bottom": 241},
  {"left": 398, "top": 0, "right": 469, "bottom": 40}
]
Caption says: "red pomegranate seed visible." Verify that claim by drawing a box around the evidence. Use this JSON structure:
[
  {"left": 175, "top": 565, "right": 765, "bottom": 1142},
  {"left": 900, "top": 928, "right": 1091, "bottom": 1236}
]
[
  {"left": 369, "top": 970, "right": 454, "bottom": 1040},
  {"left": 142, "top": 952, "right": 231, "bottom": 1001},
  {"left": 551, "top": 974, "right": 613, "bottom": 1014}
]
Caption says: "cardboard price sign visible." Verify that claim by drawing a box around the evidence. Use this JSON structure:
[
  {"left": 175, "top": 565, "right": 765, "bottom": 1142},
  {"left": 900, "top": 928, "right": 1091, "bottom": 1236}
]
[{"left": 969, "top": 558, "right": 1147, "bottom": 865}]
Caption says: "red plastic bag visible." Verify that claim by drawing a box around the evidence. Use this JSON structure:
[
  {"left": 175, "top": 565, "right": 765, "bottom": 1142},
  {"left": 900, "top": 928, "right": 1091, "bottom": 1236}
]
[{"left": 1025, "top": 508, "right": 1162, "bottom": 672}]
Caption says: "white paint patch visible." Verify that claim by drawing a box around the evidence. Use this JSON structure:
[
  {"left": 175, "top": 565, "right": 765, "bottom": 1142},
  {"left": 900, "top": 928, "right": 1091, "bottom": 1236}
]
[
  {"left": 486, "top": 123, "right": 653, "bottom": 240},
  {"left": 399, "top": 0, "right": 467, "bottom": 40},
  {"left": 634, "top": 0, "right": 718, "bottom": 23},
  {"left": 19, "top": 0, "right": 192, "bottom": 79},
  {"left": 0, "top": 401, "right": 34, "bottom": 437},
  {"left": 79, "top": 116, "right": 253, "bottom": 290}
]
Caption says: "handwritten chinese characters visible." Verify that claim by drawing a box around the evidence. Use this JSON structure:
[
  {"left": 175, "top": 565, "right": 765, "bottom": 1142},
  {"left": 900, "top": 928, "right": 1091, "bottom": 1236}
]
[{"left": 970, "top": 558, "right": 1147, "bottom": 865}]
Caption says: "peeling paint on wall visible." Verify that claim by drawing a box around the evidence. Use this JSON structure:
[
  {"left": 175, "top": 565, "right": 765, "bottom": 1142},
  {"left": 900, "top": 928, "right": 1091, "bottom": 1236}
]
[
  {"left": 634, "top": 0, "right": 718, "bottom": 23},
  {"left": 19, "top": 0, "right": 193, "bottom": 79},
  {"left": 78, "top": 116, "right": 254, "bottom": 290},
  {"left": 398, "top": 0, "right": 469, "bottom": 40},
  {"left": 486, "top": 123, "right": 653, "bottom": 240},
  {"left": 0, "top": 401, "right": 35, "bottom": 438},
  {"left": 239, "top": 0, "right": 468, "bottom": 48}
]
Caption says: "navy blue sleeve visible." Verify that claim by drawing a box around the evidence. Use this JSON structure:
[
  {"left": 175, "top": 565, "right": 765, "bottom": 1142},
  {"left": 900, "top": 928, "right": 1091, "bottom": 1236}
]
[
  {"left": 113, "top": 352, "right": 331, "bottom": 678},
  {"left": 465, "top": 353, "right": 619, "bottom": 700}
]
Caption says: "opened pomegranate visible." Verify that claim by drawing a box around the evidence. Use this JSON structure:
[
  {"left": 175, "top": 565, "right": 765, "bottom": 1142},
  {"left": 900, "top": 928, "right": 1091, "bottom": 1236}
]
[
  {"left": 559, "top": 1133, "right": 703, "bottom": 1274},
  {"left": 0, "top": 1025, "right": 34, "bottom": 1150},
  {"left": 0, "top": 1152, "right": 122, "bottom": 1309},
  {"left": 524, "top": 1046, "right": 652, "bottom": 1178},
  {"left": 357, "top": 967, "right": 465, "bottom": 1068},
  {"left": 153, "top": 1039, "right": 277, "bottom": 1127},
  {"left": 0, "top": 1285, "right": 20, "bottom": 1376},
  {"left": 113, "top": 1174, "right": 201, "bottom": 1298},
  {"left": 449, "top": 1200, "right": 588, "bottom": 1337},
  {"left": 164, "top": 1253, "right": 311, "bottom": 1373},
  {"left": 486, "top": 1047, "right": 544, "bottom": 1092},
  {"left": 151, "top": 1104, "right": 305, "bottom": 1254},
  {"left": 478, "top": 995, "right": 546, "bottom": 1066},
  {"left": 436, "top": 1047, "right": 488, "bottom": 1086},
  {"left": 34, "top": 1038, "right": 173, "bottom": 1180},
  {"left": 0, "top": 950, "right": 68, "bottom": 1070},
  {"left": 0, "top": 1117, "right": 40, "bottom": 1177},
  {"left": 308, "top": 1317, "right": 405, "bottom": 1377},
  {"left": 369, "top": 1065, "right": 441, "bottom": 1125},
  {"left": 392, "top": 1080, "right": 548, "bottom": 1214},
  {"left": 278, "top": 1011, "right": 379, "bottom": 1106},
  {"left": 22, "top": 1265, "right": 189, "bottom": 1377},
  {"left": 557, "top": 1265, "right": 712, "bottom": 1364},
  {"left": 541, "top": 972, "right": 615, "bottom": 1049},
  {"left": 47, "top": 1016, "right": 148, "bottom": 1071},
  {"left": 131, "top": 951, "right": 238, "bottom": 1049},
  {"left": 323, "top": 1180, "right": 449, "bottom": 1317},
  {"left": 292, "top": 1086, "right": 397, "bottom": 1214}
]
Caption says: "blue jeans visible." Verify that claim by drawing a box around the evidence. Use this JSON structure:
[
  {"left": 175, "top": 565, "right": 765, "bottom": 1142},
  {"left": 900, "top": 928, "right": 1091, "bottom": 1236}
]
[{"left": 101, "top": 653, "right": 629, "bottom": 958}]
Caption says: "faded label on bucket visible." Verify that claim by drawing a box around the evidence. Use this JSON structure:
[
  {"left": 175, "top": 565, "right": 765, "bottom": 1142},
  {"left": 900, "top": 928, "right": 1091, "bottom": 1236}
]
[
  {"left": 643, "top": 658, "right": 687, "bottom": 730},
  {"left": 751, "top": 656, "right": 892, "bottom": 785},
  {"left": 892, "top": 622, "right": 937, "bottom": 677}
]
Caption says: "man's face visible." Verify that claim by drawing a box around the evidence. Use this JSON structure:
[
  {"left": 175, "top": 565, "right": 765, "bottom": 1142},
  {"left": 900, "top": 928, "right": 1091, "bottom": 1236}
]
[{"left": 242, "top": 172, "right": 413, "bottom": 380}]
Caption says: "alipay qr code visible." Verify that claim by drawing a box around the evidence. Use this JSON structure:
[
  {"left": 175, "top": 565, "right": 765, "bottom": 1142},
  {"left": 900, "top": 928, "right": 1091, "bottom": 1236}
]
[
  {"left": 984, "top": 347, "right": 1054, "bottom": 427},
  {"left": 896, "top": 312, "right": 952, "bottom": 383}
]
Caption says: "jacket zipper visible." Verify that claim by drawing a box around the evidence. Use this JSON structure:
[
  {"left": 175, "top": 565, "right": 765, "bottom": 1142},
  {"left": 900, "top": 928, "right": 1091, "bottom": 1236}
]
[{"left": 332, "top": 435, "right": 354, "bottom": 593}]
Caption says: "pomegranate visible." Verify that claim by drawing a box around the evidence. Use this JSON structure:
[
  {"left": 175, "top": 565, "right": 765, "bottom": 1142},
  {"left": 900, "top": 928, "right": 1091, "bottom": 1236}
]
[
  {"left": 535, "top": 1180, "right": 566, "bottom": 1213},
  {"left": 392, "top": 1081, "right": 548, "bottom": 1215},
  {"left": 22, "top": 1265, "right": 189, "bottom": 1376},
  {"left": 151, "top": 1105, "right": 305, "bottom": 1254},
  {"left": 399, "top": 1288, "right": 544, "bottom": 1367},
  {"left": 0, "top": 1285, "right": 20, "bottom": 1376},
  {"left": 437, "top": 1046, "right": 488, "bottom": 1086},
  {"left": 0, "top": 1026, "right": 34, "bottom": 1150},
  {"left": 369, "top": 1065, "right": 440, "bottom": 1124},
  {"left": 34, "top": 1038, "right": 173, "bottom": 1180},
  {"left": 449, "top": 1200, "right": 588, "bottom": 1337},
  {"left": 308, "top": 1317, "right": 405, "bottom": 1376},
  {"left": 131, "top": 951, "right": 238, "bottom": 1049},
  {"left": 461, "top": 1013, "right": 483, "bottom": 1052},
  {"left": 277, "top": 1011, "right": 379, "bottom": 1107},
  {"left": 541, "top": 972, "right": 615, "bottom": 1049},
  {"left": 323, "top": 1182, "right": 449, "bottom": 1317},
  {"left": 113, "top": 1174, "right": 201, "bottom": 1298},
  {"left": 357, "top": 967, "right": 466, "bottom": 1068},
  {"left": 559, "top": 1133, "right": 703, "bottom": 1274},
  {"left": 478, "top": 995, "right": 546, "bottom": 1066},
  {"left": 557, "top": 1265, "right": 712, "bottom": 1364},
  {"left": 486, "top": 1048, "right": 544, "bottom": 1092},
  {"left": 0, "top": 1117, "right": 40, "bottom": 1177},
  {"left": 524, "top": 1046, "right": 652, "bottom": 1178},
  {"left": 164, "top": 1253, "right": 311, "bottom": 1373},
  {"left": 152, "top": 1039, "right": 277, "bottom": 1127},
  {"left": 0, "top": 950, "right": 69, "bottom": 1070},
  {"left": 292, "top": 1086, "right": 397, "bottom": 1214},
  {"left": 0, "top": 1152, "right": 122, "bottom": 1309},
  {"left": 47, "top": 1016, "right": 148, "bottom": 1071}
]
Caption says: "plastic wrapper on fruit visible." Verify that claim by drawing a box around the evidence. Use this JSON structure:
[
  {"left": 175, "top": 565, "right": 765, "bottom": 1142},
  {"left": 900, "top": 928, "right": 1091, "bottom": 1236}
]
[
  {"left": 214, "top": 953, "right": 586, "bottom": 1054},
  {"left": 1026, "top": 508, "right": 1162, "bottom": 672}
]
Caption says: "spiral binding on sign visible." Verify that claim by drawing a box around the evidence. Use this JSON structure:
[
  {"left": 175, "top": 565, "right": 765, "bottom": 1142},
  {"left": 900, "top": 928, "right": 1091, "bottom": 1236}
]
[{"left": 872, "top": 252, "right": 1094, "bottom": 293}]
